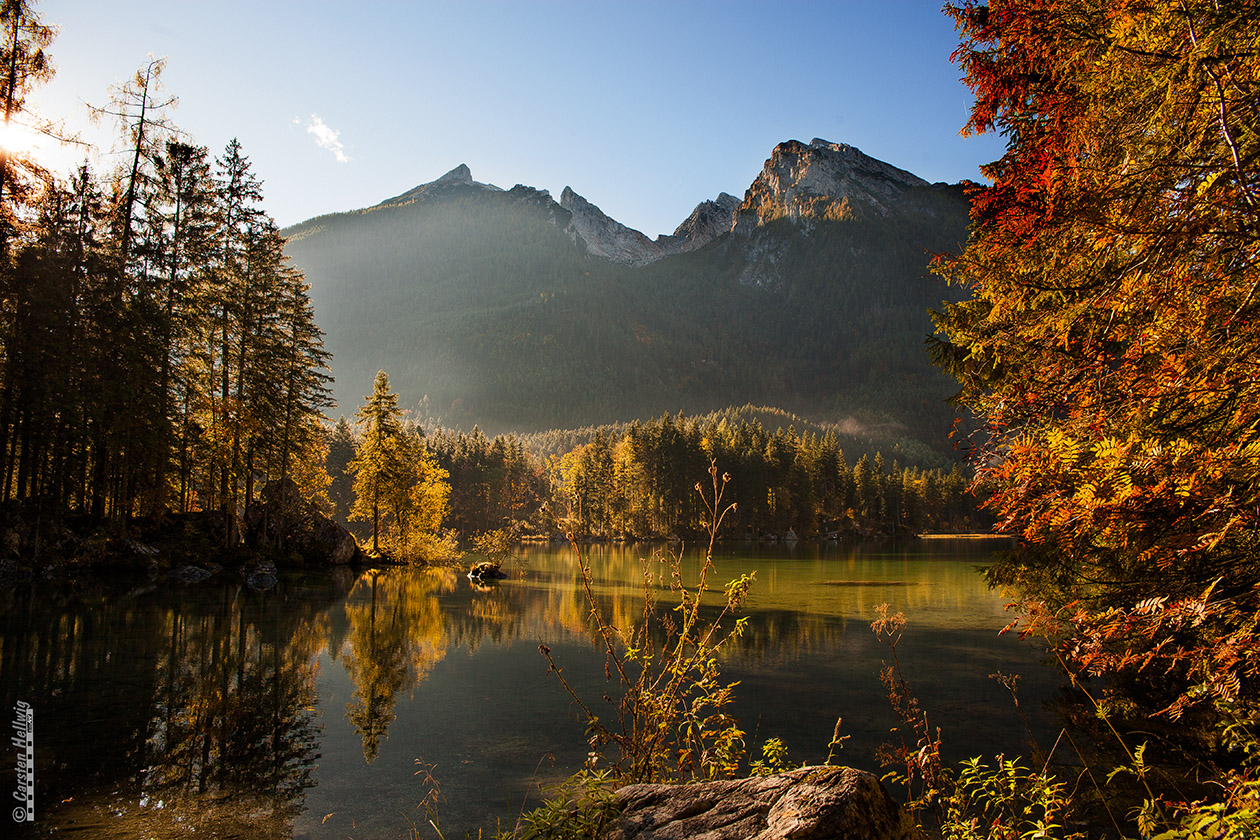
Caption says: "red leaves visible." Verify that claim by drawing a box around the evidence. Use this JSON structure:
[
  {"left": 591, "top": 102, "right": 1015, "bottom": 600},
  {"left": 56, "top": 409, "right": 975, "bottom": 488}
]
[
  {"left": 934, "top": 0, "right": 1260, "bottom": 611},
  {"left": 1011, "top": 583, "right": 1258, "bottom": 720}
]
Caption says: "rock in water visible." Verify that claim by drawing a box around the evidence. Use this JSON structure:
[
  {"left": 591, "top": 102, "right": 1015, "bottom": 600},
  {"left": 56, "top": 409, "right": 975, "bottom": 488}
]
[
  {"left": 171, "top": 565, "right": 215, "bottom": 584},
  {"left": 607, "top": 765, "right": 921, "bottom": 840},
  {"left": 467, "top": 560, "right": 507, "bottom": 580}
]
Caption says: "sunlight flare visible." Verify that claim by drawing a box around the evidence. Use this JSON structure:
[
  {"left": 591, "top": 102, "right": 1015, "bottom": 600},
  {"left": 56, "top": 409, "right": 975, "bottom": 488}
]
[{"left": 0, "top": 119, "right": 42, "bottom": 157}]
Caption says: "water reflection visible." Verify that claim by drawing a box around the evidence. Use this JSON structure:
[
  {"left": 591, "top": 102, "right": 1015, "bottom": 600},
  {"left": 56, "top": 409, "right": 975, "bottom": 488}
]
[
  {"left": 339, "top": 570, "right": 449, "bottom": 762},
  {"left": 0, "top": 570, "right": 353, "bottom": 837},
  {"left": 0, "top": 539, "right": 1051, "bottom": 839}
]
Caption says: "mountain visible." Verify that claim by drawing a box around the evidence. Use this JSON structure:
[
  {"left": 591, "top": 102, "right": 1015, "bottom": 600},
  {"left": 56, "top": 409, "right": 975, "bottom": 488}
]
[
  {"left": 735, "top": 138, "right": 933, "bottom": 231},
  {"left": 559, "top": 186, "right": 741, "bottom": 266},
  {"left": 283, "top": 139, "right": 970, "bottom": 455}
]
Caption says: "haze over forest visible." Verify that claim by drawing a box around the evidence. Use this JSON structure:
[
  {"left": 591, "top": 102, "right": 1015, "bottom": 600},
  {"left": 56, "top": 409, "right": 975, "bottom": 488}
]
[
  {"left": 284, "top": 138, "right": 972, "bottom": 458},
  {"left": 4, "top": 3, "right": 1259, "bottom": 840}
]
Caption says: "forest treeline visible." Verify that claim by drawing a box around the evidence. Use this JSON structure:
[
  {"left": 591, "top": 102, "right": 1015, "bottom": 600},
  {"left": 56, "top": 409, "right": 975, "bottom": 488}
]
[
  {"left": 0, "top": 1, "right": 980, "bottom": 561},
  {"left": 0, "top": 7, "right": 330, "bottom": 544},
  {"left": 323, "top": 395, "right": 984, "bottom": 547}
]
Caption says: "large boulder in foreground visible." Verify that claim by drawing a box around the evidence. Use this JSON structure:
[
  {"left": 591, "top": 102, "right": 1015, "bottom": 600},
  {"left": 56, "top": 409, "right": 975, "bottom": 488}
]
[{"left": 607, "top": 765, "right": 921, "bottom": 840}]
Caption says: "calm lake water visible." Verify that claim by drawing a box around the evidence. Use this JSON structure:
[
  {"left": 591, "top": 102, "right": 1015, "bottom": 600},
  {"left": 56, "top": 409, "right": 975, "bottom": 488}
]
[{"left": 0, "top": 539, "right": 1061, "bottom": 839}]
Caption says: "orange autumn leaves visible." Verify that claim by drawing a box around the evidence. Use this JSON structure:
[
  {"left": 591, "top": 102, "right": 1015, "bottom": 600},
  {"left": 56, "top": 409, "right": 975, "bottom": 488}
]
[{"left": 933, "top": 0, "right": 1260, "bottom": 603}]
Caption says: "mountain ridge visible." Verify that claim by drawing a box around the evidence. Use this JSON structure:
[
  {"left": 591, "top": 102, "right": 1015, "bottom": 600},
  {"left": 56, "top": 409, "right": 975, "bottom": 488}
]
[
  {"left": 282, "top": 139, "right": 971, "bottom": 453},
  {"left": 298, "top": 137, "right": 938, "bottom": 267}
]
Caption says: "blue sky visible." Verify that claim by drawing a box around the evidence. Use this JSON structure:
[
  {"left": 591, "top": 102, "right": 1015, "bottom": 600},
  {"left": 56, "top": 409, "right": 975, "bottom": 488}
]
[{"left": 30, "top": 0, "right": 1001, "bottom": 237}]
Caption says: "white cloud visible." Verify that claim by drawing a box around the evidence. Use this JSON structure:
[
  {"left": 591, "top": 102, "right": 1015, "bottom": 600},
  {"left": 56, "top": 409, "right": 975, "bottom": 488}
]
[{"left": 303, "top": 114, "right": 350, "bottom": 163}]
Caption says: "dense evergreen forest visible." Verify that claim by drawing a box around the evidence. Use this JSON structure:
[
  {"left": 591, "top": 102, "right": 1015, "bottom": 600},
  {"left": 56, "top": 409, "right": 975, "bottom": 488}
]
[
  {"left": 322, "top": 392, "right": 984, "bottom": 550},
  {"left": 0, "top": 0, "right": 982, "bottom": 568},
  {"left": 0, "top": 7, "right": 331, "bottom": 551}
]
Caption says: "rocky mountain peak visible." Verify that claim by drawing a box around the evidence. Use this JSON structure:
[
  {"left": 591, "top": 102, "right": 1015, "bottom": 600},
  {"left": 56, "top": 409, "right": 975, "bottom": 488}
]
[
  {"left": 732, "top": 139, "right": 930, "bottom": 234},
  {"left": 559, "top": 187, "right": 746, "bottom": 266},
  {"left": 376, "top": 163, "right": 502, "bottom": 208},
  {"left": 655, "top": 192, "right": 742, "bottom": 256},
  {"left": 435, "top": 163, "right": 473, "bottom": 184},
  {"left": 560, "top": 187, "right": 665, "bottom": 267},
  {"left": 361, "top": 140, "right": 947, "bottom": 268}
]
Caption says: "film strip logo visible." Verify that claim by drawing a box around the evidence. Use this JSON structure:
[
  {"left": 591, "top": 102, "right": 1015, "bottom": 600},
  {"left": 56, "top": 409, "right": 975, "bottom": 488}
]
[{"left": 11, "top": 700, "right": 32, "bottom": 823}]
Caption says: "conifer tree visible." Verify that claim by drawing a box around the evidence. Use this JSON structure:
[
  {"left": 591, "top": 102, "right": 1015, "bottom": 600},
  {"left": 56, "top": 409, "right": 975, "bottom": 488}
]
[
  {"left": 206, "top": 138, "right": 263, "bottom": 536},
  {"left": 150, "top": 140, "right": 215, "bottom": 511},
  {"left": 0, "top": 0, "right": 52, "bottom": 247},
  {"left": 0, "top": 0, "right": 51, "bottom": 514},
  {"left": 350, "top": 371, "right": 405, "bottom": 554},
  {"left": 326, "top": 416, "right": 357, "bottom": 523},
  {"left": 0, "top": 11, "right": 333, "bottom": 537},
  {"left": 348, "top": 372, "right": 450, "bottom": 559}
]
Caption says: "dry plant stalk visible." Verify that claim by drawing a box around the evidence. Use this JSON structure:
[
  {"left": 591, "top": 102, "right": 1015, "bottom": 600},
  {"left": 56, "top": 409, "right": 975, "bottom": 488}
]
[{"left": 540, "top": 459, "right": 754, "bottom": 784}]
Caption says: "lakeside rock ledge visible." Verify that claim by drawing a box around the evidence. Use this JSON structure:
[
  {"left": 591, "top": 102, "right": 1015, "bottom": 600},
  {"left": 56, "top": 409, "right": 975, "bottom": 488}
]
[{"left": 606, "top": 765, "right": 921, "bottom": 840}]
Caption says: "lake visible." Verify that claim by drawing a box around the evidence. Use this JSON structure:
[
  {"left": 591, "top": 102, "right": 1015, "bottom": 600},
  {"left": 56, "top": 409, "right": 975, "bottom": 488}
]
[{"left": 0, "top": 538, "right": 1061, "bottom": 839}]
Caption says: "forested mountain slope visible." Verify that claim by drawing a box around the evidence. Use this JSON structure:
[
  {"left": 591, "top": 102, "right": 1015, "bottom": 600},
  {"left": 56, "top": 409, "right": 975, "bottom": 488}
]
[{"left": 283, "top": 139, "right": 970, "bottom": 455}]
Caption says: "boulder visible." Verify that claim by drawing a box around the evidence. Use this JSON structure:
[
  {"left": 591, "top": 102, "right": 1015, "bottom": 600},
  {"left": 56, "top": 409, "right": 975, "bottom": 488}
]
[
  {"left": 244, "top": 478, "right": 364, "bottom": 566},
  {"left": 468, "top": 560, "right": 507, "bottom": 580},
  {"left": 246, "top": 560, "right": 278, "bottom": 590},
  {"left": 171, "top": 564, "right": 215, "bottom": 584},
  {"left": 606, "top": 765, "right": 921, "bottom": 840}
]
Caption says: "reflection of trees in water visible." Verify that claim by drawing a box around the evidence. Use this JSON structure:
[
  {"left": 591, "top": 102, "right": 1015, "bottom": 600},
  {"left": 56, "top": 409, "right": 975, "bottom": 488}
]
[
  {"left": 0, "top": 547, "right": 1023, "bottom": 835},
  {"left": 338, "top": 570, "right": 448, "bottom": 762},
  {"left": 0, "top": 571, "right": 352, "bottom": 837},
  {"left": 333, "top": 552, "right": 849, "bottom": 749},
  {"left": 141, "top": 589, "right": 323, "bottom": 830},
  {"left": 728, "top": 609, "right": 848, "bottom": 665},
  {"left": 330, "top": 549, "right": 1005, "bottom": 772}
]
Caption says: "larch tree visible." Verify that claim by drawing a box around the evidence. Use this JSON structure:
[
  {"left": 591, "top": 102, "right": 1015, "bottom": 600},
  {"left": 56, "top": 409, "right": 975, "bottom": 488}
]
[
  {"left": 350, "top": 370, "right": 406, "bottom": 554},
  {"left": 91, "top": 56, "right": 176, "bottom": 274},
  {"left": 349, "top": 371, "right": 449, "bottom": 558},
  {"left": 86, "top": 57, "right": 181, "bottom": 519}
]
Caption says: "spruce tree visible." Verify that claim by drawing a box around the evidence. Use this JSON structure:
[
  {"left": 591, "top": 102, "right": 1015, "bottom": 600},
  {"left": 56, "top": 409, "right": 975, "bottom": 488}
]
[{"left": 326, "top": 416, "right": 356, "bottom": 524}]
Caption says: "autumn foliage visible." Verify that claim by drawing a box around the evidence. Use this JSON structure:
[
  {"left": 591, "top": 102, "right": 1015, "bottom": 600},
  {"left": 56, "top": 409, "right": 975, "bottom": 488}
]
[
  {"left": 933, "top": 0, "right": 1260, "bottom": 832},
  {"left": 935, "top": 0, "right": 1260, "bottom": 606}
]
